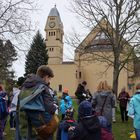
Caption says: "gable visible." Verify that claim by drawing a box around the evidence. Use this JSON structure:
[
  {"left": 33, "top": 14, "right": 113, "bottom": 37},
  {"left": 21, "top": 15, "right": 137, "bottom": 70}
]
[
  {"left": 76, "top": 18, "right": 132, "bottom": 54},
  {"left": 85, "top": 31, "right": 112, "bottom": 52},
  {"left": 76, "top": 18, "right": 113, "bottom": 53}
]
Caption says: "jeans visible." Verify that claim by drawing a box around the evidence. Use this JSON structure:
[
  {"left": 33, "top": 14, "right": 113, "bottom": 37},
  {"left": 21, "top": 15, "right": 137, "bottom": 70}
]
[
  {"left": 112, "top": 108, "right": 116, "bottom": 121},
  {"left": 10, "top": 112, "right": 16, "bottom": 128},
  {"left": 0, "top": 120, "right": 4, "bottom": 138},
  {"left": 135, "top": 129, "right": 140, "bottom": 140},
  {"left": 120, "top": 106, "right": 128, "bottom": 121},
  {"left": 107, "top": 123, "right": 112, "bottom": 133},
  {"left": 61, "top": 114, "right": 65, "bottom": 120}
]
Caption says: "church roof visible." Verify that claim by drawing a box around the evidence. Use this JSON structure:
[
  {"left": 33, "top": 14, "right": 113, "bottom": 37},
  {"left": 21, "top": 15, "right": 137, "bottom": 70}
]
[
  {"left": 76, "top": 18, "right": 132, "bottom": 53},
  {"left": 48, "top": 5, "right": 62, "bottom": 22},
  {"left": 75, "top": 18, "right": 112, "bottom": 52}
]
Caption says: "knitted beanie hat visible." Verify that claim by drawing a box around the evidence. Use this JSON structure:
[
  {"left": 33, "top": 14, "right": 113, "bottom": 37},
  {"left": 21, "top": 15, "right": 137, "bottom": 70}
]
[{"left": 78, "top": 100, "right": 92, "bottom": 118}]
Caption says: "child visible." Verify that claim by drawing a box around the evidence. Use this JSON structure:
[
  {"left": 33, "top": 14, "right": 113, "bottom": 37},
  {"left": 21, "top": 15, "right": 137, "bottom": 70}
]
[
  {"left": 57, "top": 108, "right": 76, "bottom": 140},
  {"left": 60, "top": 88, "right": 73, "bottom": 120},
  {"left": 68, "top": 101, "right": 101, "bottom": 140}
]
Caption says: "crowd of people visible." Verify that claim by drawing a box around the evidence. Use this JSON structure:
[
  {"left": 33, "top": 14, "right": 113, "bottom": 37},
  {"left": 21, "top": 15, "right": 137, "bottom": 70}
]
[{"left": 0, "top": 65, "right": 140, "bottom": 140}]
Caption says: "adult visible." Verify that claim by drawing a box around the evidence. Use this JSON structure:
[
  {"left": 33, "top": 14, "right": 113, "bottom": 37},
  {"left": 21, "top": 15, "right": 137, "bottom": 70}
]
[
  {"left": 118, "top": 87, "right": 130, "bottom": 122},
  {"left": 19, "top": 65, "right": 58, "bottom": 140},
  {"left": 128, "top": 83, "right": 140, "bottom": 140},
  {"left": 92, "top": 81, "right": 115, "bottom": 132},
  {"left": 9, "top": 85, "right": 21, "bottom": 130},
  {"left": 75, "top": 81, "right": 87, "bottom": 104}
]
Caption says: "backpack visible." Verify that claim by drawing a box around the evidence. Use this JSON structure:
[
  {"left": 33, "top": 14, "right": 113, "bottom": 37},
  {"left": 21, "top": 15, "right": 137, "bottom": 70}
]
[
  {"left": 101, "top": 128, "right": 114, "bottom": 140},
  {"left": 15, "top": 84, "right": 46, "bottom": 140},
  {"left": 0, "top": 93, "right": 8, "bottom": 120}
]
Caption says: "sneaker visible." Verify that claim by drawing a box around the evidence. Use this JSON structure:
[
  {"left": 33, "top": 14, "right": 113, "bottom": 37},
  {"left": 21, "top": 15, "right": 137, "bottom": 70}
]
[
  {"left": 10, "top": 128, "right": 16, "bottom": 131},
  {"left": 3, "top": 132, "right": 7, "bottom": 136},
  {"left": 129, "top": 130, "right": 135, "bottom": 135},
  {"left": 113, "top": 120, "right": 116, "bottom": 123}
]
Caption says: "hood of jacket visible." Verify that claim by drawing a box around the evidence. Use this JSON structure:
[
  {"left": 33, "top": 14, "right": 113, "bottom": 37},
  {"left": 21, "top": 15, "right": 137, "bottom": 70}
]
[
  {"left": 22, "top": 74, "right": 47, "bottom": 89},
  {"left": 81, "top": 115, "right": 100, "bottom": 133},
  {"left": 134, "top": 91, "right": 140, "bottom": 101},
  {"left": 99, "top": 90, "right": 112, "bottom": 97}
]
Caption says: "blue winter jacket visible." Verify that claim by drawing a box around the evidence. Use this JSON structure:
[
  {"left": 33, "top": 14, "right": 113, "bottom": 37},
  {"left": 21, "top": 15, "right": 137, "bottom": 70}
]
[
  {"left": 128, "top": 91, "right": 140, "bottom": 129},
  {"left": 60, "top": 95, "right": 73, "bottom": 114},
  {"left": 60, "top": 99, "right": 66, "bottom": 114}
]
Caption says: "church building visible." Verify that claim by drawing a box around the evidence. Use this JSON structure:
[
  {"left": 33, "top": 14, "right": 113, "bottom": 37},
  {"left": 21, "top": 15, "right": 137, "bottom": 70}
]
[{"left": 44, "top": 6, "right": 140, "bottom": 96}]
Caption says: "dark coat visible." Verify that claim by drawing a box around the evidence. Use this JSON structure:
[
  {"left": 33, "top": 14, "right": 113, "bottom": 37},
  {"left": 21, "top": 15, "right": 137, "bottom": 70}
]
[
  {"left": 118, "top": 91, "right": 130, "bottom": 108},
  {"left": 21, "top": 74, "right": 57, "bottom": 117},
  {"left": 57, "top": 119, "right": 77, "bottom": 140},
  {"left": 68, "top": 115, "right": 101, "bottom": 140},
  {"left": 75, "top": 84, "right": 87, "bottom": 102},
  {"left": 19, "top": 74, "right": 57, "bottom": 138}
]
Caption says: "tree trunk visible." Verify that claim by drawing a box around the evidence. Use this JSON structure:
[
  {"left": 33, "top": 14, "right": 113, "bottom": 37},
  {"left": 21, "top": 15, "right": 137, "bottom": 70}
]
[{"left": 112, "top": 63, "right": 120, "bottom": 97}]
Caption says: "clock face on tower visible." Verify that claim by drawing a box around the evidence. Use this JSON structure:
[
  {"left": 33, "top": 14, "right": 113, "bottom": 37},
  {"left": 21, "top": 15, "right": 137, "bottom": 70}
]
[{"left": 49, "top": 21, "right": 55, "bottom": 28}]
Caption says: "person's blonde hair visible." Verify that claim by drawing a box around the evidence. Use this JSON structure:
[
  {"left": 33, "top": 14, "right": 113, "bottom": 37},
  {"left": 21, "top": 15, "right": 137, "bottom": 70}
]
[{"left": 97, "top": 80, "right": 111, "bottom": 92}]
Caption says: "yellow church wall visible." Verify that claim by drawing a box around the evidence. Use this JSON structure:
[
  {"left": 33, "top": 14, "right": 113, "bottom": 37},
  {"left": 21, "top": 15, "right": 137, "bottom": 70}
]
[
  {"left": 48, "top": 57, "right": 62, "bottom": 65},
  {"left": 48, "top": 47, "right": 62, "bottom": 57},
  {"left": 47, "top": 38, "right": 63, "bottom": 47},
  {"left": 48, "top": 61, "right": 129, "bottom": 97},
  {"left": 132, "top": 77, "right": 140, "bottom": 94},
  {"left": 48, "top": 64, "right": 78, "bottom": 96},
  {"left": 81, "top": 62, "right": 128, "bottom": 96}
]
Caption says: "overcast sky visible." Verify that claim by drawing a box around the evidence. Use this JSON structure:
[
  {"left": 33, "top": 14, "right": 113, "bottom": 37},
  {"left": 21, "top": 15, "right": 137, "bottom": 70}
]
[{"left": 13, "top": 0, "right": 85, "bottom": 78}]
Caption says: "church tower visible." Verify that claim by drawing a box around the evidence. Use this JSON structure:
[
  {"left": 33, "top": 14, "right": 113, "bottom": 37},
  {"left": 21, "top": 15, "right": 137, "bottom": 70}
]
[{"left": 45, "top": 5, "right": 64, "bottom": 65}]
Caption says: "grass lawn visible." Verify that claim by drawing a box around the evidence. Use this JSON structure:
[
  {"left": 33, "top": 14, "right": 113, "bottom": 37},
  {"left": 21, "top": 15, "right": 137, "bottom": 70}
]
[
  {"left": 4, "top": 101, "right": 134, "bottom": 140},
  {"left": 112, "top": 108, "right": 134, "bottom": 140}
]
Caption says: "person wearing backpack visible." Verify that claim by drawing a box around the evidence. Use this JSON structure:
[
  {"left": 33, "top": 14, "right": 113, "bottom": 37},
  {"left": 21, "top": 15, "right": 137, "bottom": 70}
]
[
  {"left": 0, "top": 85, "right": 8, "bottom": 139},
  {"left": 18, "top": 65, "right": 59, "bottom": 140},
  {"left": 68, "top": 101, "right": 101, "bottom": 140}
]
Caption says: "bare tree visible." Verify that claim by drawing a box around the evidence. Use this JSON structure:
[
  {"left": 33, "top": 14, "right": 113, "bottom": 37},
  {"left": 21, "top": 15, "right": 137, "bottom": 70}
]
[
  {"left": 0, "top": 0, "right": 38, "bottom": 79},
  {"left": 0, "top": 0, "right": 38, "bottom": 47},
  {"left": 67, "top": 0, "right": 140, "bottom": 95}
]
